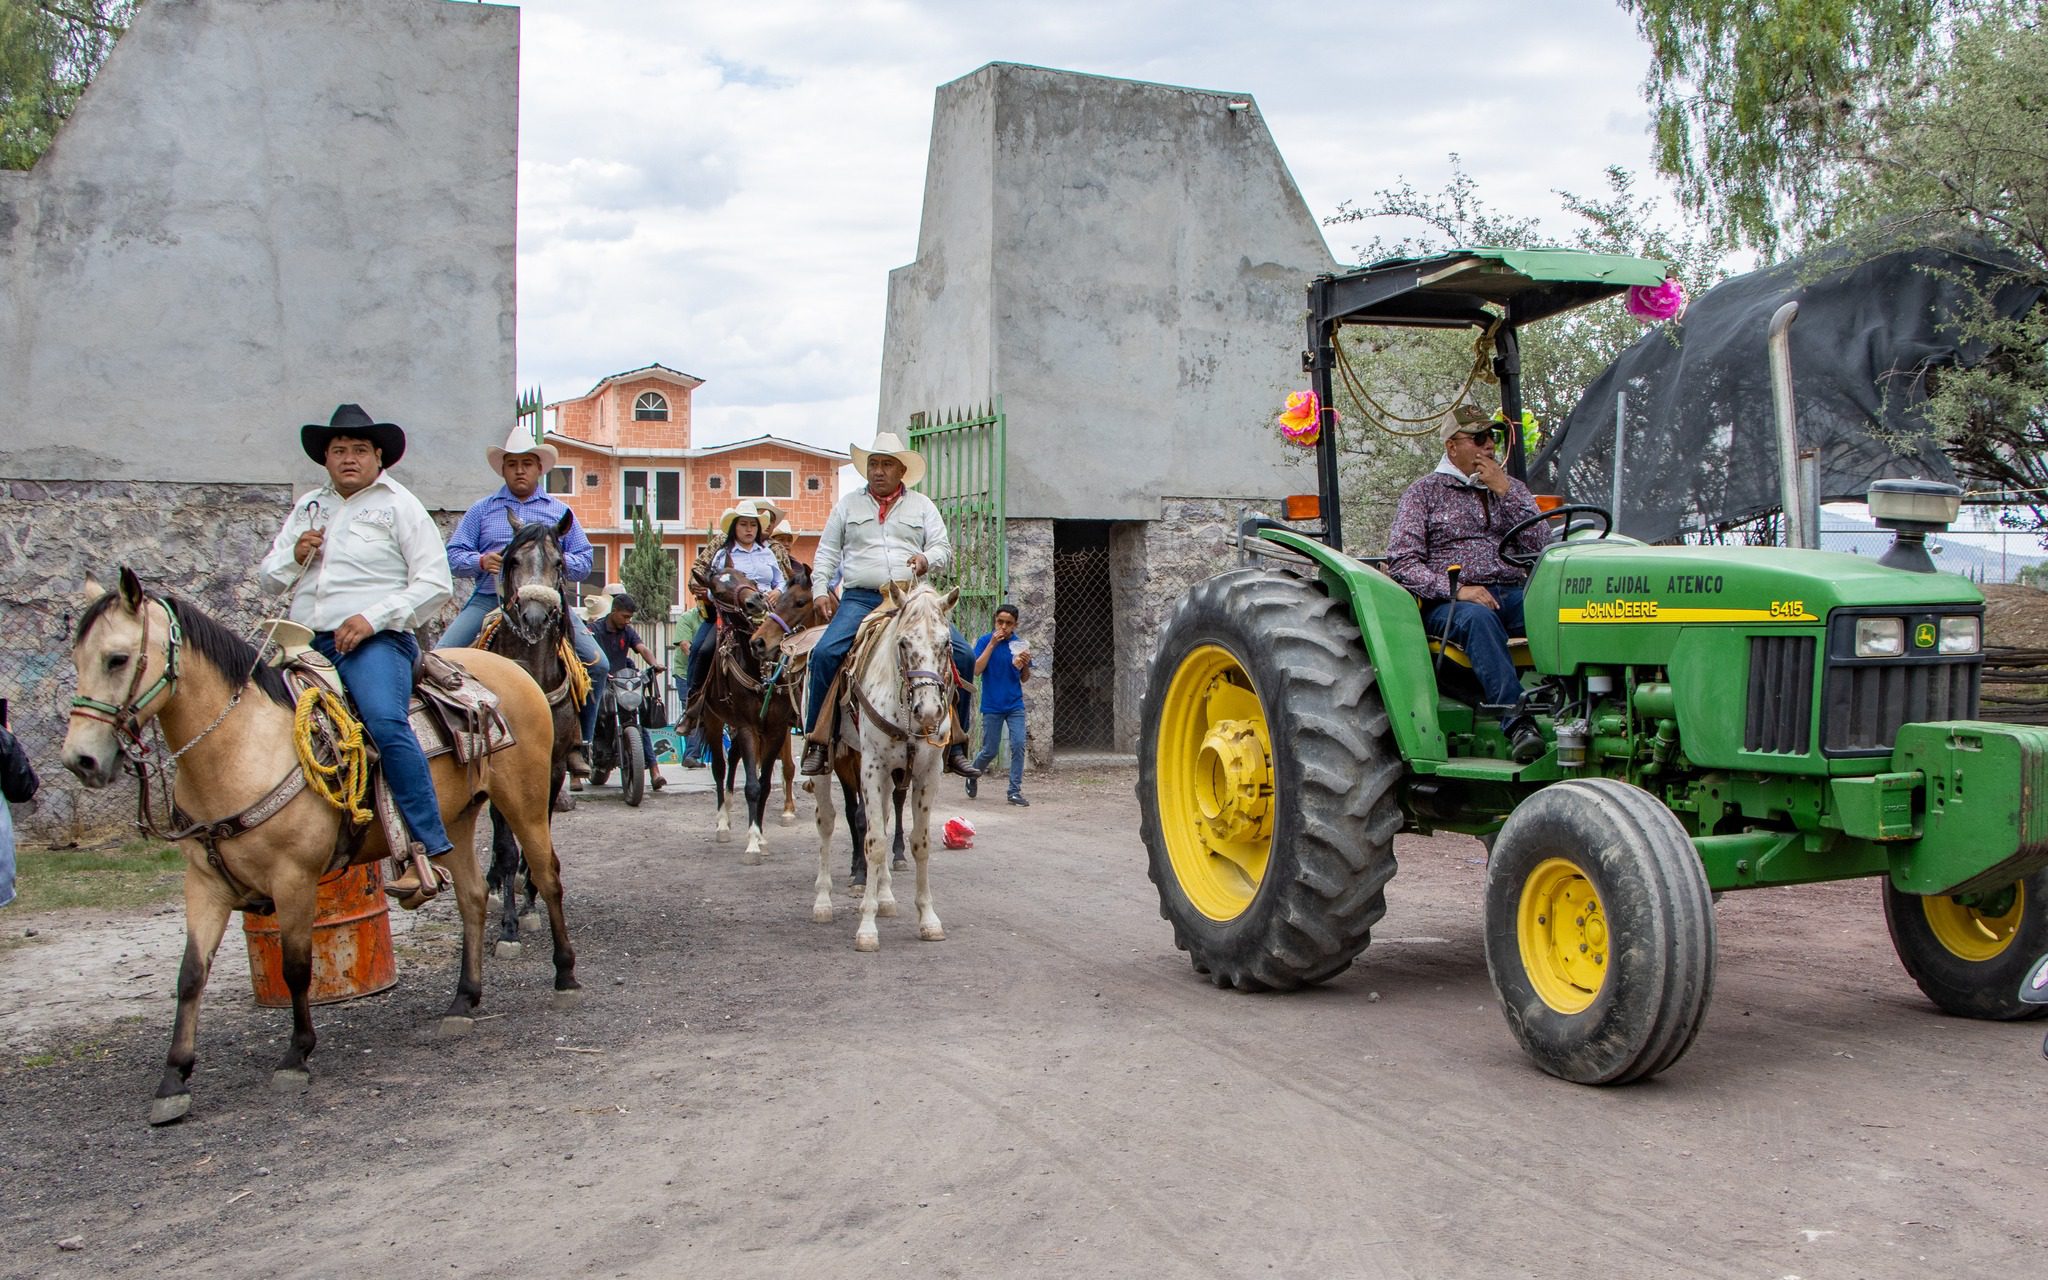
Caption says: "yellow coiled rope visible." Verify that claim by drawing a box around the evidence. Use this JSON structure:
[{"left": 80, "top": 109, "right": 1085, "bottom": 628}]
[
  {"left": 475, "top": 609, "right": 590, "bottom": 710},
  {"left": 294, "top": 687, "right": 373, "bottom": 825}
]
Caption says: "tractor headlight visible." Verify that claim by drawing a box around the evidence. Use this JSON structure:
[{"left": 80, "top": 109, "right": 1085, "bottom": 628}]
[
  {"left": 1938, "top": 615, "right": 1981, "bottom": 655},
  {"left": 1854, "top": 617, "right": 1906, "bottom": 658}
]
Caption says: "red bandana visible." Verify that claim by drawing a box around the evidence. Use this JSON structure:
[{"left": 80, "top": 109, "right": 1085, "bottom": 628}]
[{"left": 870, "top": 483, "right": 904, "bottom": 524}]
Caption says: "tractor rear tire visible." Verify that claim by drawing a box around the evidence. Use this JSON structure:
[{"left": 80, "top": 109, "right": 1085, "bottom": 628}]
[
  {"left": 1137, "top": 568, "right": 1404, "bottom": 991},
  {"left": 1882, "top": 868, "right": 2048, "bottom": 1020},
  {"left": 1484, "top": 778, "right": 1715, "bottom": 1084}
]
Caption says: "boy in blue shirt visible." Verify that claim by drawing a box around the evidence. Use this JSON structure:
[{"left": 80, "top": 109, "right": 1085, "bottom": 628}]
[{"left": 966, "top": 604, "right": 1035, "bottom": 805}]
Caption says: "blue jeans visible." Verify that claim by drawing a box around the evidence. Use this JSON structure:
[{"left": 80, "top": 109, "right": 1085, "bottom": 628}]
[
  {"left": 973, "top": 705, "right": 1027, "bottom": 796},
  {"left": 0, "top": 796, "right": 16, "bottom": 908},
  {"left": 1422, "top": 586, "right": 1528, "bottom": 730},
  {"left": 686, "top": 617, "right": 717, "bottom": 699},
  {"left": 804, "top": 589, "right": 973, "bottom": 732},
  {"left": 313, "top": 629, "right": 453, "bottom": 856},
  {"left": 444, "top": 589, "right": 608, "bottom": 744}
]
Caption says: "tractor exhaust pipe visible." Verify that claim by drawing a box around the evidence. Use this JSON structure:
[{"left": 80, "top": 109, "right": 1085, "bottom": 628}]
[{"left": 1767, "top": 302, "right": 1813, "bottom": 549}]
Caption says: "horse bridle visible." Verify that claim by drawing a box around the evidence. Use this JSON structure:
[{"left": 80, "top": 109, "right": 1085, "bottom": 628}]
[
  {"left": 499, "top": 538, "right": 566, "bottom": 645},
  {"left": 69, "top": 596, "right": 183, "bottom": 754}
]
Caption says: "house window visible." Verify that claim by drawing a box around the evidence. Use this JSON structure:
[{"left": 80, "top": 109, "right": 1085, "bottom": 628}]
[
  {"left": 584, "top": 472, "right": 601, "bottom": 488},
  {"left": 634, "top": 392, "right": 669, "bottom": 421},
  {"left": 737, "top": 468, "right": 793, "bottom": 500},
  {"left": 706, "top": 475, "right": 722, "bottom": 491},
  {"left": 621, "top": 468, "right": 683, "bottom": 524},
  {"left": 665, "top": 549, "right": 684, "bottom": 607},
  {"left": 545, "top": 466, "right": 574, "bottom": 495},
  {"left": 577, "top": 545, "right": 609, "bottom": 603},
  {"left": 806, "top": 475, "right": 822, "bottom": 492}
]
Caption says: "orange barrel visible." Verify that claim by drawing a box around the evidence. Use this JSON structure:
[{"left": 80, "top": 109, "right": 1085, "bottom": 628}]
[{"left": 241, "top": 862, "right": 399, "bottom": 1007}]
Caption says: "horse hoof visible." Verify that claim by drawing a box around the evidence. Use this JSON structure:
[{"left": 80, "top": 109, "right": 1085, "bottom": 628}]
[
  {"left": 779, "top": 812, "right": 797, "bottom": 827},
  {"left": 716, "top": 829, "right": 731, "bottom": 844},
  {"left": 495, "top": 940, "right": 523, "bottom": 961},
  {"left": 740, "top": 848, "right": 762, "bottom": 867},
  {"left": 854, "top": 933, "right": 880, "bottom": 953},
  {"left": 518, "top": 912, "right": 541, "bottom": 931},
  {"left": 892, "top": 856, "right": 910, "bottom": 871},
  {"left": 877, "top": 902, "right": 899, "bottom": 918},
  {"left": 438, "top": 1015, "right": 475, "bottom": 1040},
  {"left": 920, "top": 925, "right": 947, "bottom": 942},
  {"left": 812, "top": 904, "right": 835, "bottom": 923},
  {"left": 271, "top": 1068, "right": 311, "bottom": 1094},
  {"left": 148, "top": 1094, "right": 191, "bottom": 1127},
  {"left": 551, "top": 988, "right": 584, "bottom": 1011}
]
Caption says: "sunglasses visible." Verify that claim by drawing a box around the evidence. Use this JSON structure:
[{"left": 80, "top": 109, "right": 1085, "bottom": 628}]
[{"left": 1455, "top": 427, "right": 1507, "bottom": 447}]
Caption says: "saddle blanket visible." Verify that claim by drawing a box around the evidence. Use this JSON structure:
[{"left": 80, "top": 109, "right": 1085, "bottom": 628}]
[{"left": 285, "top": 649, "right": 516, "bottom": 765}]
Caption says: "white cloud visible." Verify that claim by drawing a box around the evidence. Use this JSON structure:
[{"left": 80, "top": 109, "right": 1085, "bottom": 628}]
[{"left": 512, "top": 0, "right": 1663, "bottom": 447}]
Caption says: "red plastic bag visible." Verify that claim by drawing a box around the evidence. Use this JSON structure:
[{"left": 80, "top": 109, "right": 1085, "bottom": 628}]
[{"left": 942, "top": 817, "right": 976, "bottom": 850}]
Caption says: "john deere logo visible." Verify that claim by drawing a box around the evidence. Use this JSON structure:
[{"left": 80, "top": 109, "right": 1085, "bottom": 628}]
[{"left": 1915, "top": 623, "right": 1937, "bottom": 649}]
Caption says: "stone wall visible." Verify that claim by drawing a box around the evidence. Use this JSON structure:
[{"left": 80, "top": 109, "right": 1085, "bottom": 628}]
[
  {"left": 1, "top": 479, "right": 462, "bottom": 844},
  {"left": 1002, "top": 519, "right": 1055, "bottom": 767}
]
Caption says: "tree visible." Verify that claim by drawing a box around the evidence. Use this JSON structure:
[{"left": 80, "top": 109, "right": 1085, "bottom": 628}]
[
  {"left": 620, "top": 503, "right": 674, "bottom": 620},
  {"left": 1, "top": 1, "right": 136, "bottom": 170},
  {"left": 1321, "top": 160, "right": 1729, "bottom": 548},
  {"left": 1620, "top": 2, "right": 2048, "bottom": 531}
]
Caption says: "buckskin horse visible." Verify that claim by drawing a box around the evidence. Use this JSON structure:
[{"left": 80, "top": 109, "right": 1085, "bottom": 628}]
[
  {"left": 695, "top": 564, "right": 805, "bottom": 864},
  {"left": 804, "top": 579, "right": 958, "bottom": 951},
  {"left": 62, "top": 569, "right": 578, "bottom": 1125},
  {"left": 467, "top": 511, "right": 583, "bottom": 959}
]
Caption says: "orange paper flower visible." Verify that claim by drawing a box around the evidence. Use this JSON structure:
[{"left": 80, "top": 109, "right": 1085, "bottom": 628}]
[{"left": 1278, "top": 390, "right": 1325, "bottom": 446}]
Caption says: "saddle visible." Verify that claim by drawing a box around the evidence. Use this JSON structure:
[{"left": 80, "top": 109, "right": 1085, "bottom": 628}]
[
  {"left": 808, "top": 603, "right": 965, "bottom": 750},
  {"left": 276, "top": 637, "right": 516, "bottom": 895}
]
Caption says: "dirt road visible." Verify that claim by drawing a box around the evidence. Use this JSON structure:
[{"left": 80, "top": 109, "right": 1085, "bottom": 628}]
[{"left": 2, "top": 765, "right": 2041, "bottom": 1278}]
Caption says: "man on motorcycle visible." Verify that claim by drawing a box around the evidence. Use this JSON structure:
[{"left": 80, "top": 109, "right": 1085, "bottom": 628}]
[{"left": 590, "top": 592, "right": 669, "bottom": 791}]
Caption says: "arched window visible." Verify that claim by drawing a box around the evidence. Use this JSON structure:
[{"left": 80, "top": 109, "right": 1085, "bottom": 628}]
[{"left": 634, "top": 391, "right": 669, "bottom": 421}]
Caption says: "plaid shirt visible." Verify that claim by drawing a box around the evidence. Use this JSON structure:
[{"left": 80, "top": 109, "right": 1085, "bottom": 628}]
[{"left": 1385, "top": 469, "right": 1551, "bottom": 602}]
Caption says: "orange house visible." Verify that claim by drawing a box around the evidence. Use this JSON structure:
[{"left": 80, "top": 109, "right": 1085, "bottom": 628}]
[{"left": 541, "top": 364, "right": 846, "bottom": 612}]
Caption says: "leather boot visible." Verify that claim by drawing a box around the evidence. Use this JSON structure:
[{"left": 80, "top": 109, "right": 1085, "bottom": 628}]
[
  {"left": 944, "top": 687, "right": 981, "bottom": 779},
  {"left": 801, "top": 740, "right": 832, "bottom": 776}
]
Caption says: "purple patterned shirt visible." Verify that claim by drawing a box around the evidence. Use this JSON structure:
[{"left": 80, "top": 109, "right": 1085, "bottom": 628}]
[{"left": 1385, "top": 469, "right": 1552, "bottom": 602}]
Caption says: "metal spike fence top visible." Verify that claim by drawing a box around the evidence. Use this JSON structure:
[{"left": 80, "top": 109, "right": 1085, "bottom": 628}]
[{"left": 908, "top": 399, "right": 1007, "bottom": 649}]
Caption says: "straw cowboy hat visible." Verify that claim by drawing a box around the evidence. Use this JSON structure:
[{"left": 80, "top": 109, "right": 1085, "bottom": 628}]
[
  {"left": 767, "top": 519, "right": 796, "bottom": 544},
  {"left": 718, "top": 497, "right": 783, "bottom": 537},
  {"left": 487, "top": 424, "right": 560, "bottom": 472},
  {"left": 849, "top": 431, "right": 926, "bottom": 488},
  {"left": 302, "top": 403, "right": 406, "bottom": 467}
]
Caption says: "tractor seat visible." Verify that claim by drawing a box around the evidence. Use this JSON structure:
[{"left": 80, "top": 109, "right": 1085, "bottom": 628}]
[{"left": 1428, "top": 636, "right": 1534, "bottom": 670}]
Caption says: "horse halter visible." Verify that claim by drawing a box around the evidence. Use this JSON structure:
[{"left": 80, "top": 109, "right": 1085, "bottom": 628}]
[
  {"left": 499, "top": 534, "right": 566, "bottom": 644},
  {"left": 70, "top": 596, "right": 183, "bottom": 751}
]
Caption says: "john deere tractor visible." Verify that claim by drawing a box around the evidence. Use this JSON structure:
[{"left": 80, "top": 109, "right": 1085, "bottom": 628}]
[{"left": 1136, "top": 249, "right": 2048, "bottom": 1084}]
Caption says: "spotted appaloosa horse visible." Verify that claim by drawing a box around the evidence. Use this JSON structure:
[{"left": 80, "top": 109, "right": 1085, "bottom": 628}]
[
  {"left": 806, "top": 580, "right": 958, "bottom": 951},
  {"left": 62, "top": 569, "right": 577, "bottom": 1125}
]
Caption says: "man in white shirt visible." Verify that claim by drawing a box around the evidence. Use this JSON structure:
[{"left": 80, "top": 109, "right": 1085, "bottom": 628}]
[
  {"left": 800, "top": 432, "right": 978, "bottom": 778},
  {"left": 258, "top": 405, "right": 455, "bottom": 899}
]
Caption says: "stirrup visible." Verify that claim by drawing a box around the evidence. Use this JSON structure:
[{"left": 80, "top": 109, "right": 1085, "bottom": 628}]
[{"left": 385, "top": 846, "right": 450, "bottom": 910}]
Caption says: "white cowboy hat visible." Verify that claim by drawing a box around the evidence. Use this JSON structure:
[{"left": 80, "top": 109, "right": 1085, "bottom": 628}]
[
  {"left": 718, "top": 497, "right": 782, "bottom": 536},
  {"left": 486, "top": 425, "right": 560, "bottom": 473},
  {"left": 767, "top": 518, "right": 796, "bottom": 544},
  {"left": 849, "top": 431, "right": 926, "bottom": 488}
]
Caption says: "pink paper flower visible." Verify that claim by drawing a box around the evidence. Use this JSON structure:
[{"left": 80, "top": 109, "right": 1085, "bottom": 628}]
[
  {"left": 1277, "top": 389, "right": 1325, "bottom": 446},
  {"left": 1625, "top": 277, "right": 1688, "bottom": 323}
]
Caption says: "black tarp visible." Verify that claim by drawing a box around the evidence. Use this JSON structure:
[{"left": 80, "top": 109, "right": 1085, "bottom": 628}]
[{"left": 1531, "top": 238, "right": 2045, "bottom": 542}]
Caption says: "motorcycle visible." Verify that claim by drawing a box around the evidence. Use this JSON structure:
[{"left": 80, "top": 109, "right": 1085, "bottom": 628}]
[
  {"left": 2023, "top": 951, "right": 2048, "bottom": 1059},
  {"left": 590, "top": 663, "right": 658, "bottom": 807}
]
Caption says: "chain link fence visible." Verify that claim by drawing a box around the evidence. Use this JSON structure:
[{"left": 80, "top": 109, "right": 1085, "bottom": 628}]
[{"left": 1051, "top": 532, "right": 1118, "bottom": 751}]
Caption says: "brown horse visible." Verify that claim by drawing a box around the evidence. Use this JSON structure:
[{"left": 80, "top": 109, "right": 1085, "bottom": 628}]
[
  {"left": 61, "top": 569, "right": 576, "bottom": 1126},
  {"left": 696, "top": 565, "right": 804, "bottom": 863}
]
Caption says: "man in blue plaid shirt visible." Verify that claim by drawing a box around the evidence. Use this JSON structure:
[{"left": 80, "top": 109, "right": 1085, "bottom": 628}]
[{"left": 444, "top": 426, "right": 607, "bottom": 781}]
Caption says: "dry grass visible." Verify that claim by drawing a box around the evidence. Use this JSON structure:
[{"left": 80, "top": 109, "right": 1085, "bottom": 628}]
[{"left": 8, "top": 839, "right": 184, "bottom": 914}]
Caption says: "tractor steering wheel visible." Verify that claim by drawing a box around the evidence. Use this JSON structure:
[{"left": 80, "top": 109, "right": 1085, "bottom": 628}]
[{"left": 1498, "top": 502, "right": 1614, "bottom": 569}]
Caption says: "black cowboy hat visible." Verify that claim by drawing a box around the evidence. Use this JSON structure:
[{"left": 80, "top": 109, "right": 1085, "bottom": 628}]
[{"left": 301, "top": 404, "right": 406, "bottom": 467}]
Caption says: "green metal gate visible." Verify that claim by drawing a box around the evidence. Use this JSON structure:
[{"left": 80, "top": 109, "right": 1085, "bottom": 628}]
[{"left": 908, "top": 400, "right": 1006, "bottom": 648}]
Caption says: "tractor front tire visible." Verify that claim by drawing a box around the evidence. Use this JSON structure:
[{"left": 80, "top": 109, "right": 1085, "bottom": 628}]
[
  {"left": 1882, "top": 868, "right": 2048, "bottom": 1020},
  {"left": 1137, "top": 568, "right": 1404, "bottom": 991},
  {"left": 1484, "top": 778, "right": 1715, "bottom": 1084}
]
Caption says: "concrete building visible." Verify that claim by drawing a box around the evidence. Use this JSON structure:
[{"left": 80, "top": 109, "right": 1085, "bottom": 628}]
[
  {"left": 540, "top": 365, "right": 846, "bottom": 611},
  {"left": 0, "top": 0, "right": 517, "bottom": 840},
  {"left": 880, "top": 63, "right": 1336, "bottom": 763}
]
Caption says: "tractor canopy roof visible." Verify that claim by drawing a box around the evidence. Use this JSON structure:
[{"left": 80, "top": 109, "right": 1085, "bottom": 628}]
[{"left": 1314, "top": 248, "right": 1670, "bottom": 332}]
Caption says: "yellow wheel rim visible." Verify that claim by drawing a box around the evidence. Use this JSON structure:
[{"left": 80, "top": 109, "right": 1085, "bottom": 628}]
[
  {"left": 1153, "top": 645, "right": 1274, "bottom": 922},
  {"left": 1922, "top": 882, "right": 2025, "bottom": 963},
  {"left": 1517, "top": 857, "right": 1608, "bottom": 1014}
]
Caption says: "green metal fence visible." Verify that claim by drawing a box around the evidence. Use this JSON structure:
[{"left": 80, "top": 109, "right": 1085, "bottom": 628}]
[{"left": 908, "top": 400, "right": 1007, "bottom": 649}]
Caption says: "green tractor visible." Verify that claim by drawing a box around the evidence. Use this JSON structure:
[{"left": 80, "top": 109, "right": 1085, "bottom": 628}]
[{"left": 1136, "top": 248, "right": 2048, "bottom": 1084}]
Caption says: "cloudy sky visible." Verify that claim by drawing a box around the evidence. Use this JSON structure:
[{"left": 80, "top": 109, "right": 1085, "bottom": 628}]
[{"left": 513, "top": 0, "right": 1664, "bottom": 453}]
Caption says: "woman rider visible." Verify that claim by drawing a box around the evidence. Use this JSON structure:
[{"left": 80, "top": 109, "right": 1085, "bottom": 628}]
[{"left": 680, "top": 498, "right": 785, "bottom": 733}]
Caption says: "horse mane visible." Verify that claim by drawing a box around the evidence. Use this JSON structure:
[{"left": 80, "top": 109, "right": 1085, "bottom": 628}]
[
  {"left": 77, "top": 592, "right": 294, "bottom": 708},
  {"left": 504, "top": 518, "right": 558, "bottom": 560}
]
